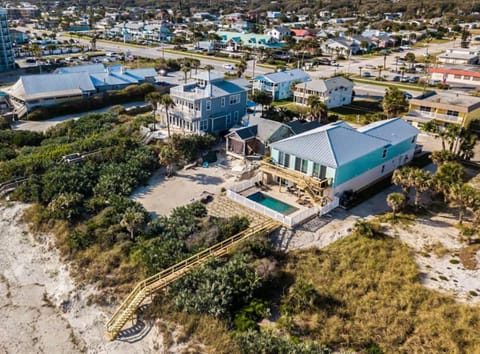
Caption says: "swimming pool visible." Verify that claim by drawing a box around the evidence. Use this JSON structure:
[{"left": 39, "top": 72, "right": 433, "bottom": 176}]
[{"left": 247, "top": 191, "right": 298, "bottom": 215}]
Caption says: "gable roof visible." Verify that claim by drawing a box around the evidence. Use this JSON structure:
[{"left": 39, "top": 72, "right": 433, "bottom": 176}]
[
  {"left": 300, "top": 76, "right": 353, "bottom": 93},
  {"left": 12, "top": 72, "right": 96, "bottom": 100},
  {"left": 255, "top": 69, "right": 309, "bottom": 84},
  {"left": 287, "top": 120, "right": 322, "bottom": 134},
  {"left": 270, "top": 121, "right": 389, "bottom": 168},
  {"left": 248, "top": 115, "right": 292, "bottom": 142},
  {"left": 357, "top": 118, "right": 420, "bottom": 144},
  {"left": 228, "top": 125, "right": 258, "bottom": 140}
]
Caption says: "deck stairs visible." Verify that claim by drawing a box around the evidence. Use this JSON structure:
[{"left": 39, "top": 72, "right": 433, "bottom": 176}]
[
  {"left": 105, "top": 197, "right": 280, "bottom": 341},
  {"left": 259, "top": 162, "right": 328, "bottom": 204},
  {"left": 0, "top": 177, "right": 27, "bottom": 198}
]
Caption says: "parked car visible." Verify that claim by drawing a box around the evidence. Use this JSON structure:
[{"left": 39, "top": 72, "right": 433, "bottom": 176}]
[
  {"left": 362, "top": 72, "right": 373, "bottom": 78},
  {"left": 409, "top": 76, "right": 420, "bottom": 83},
  {"left": 392, "top": 75, "right": 401, "bottom": 82},
  {"left": 223, "top": 63, "right": 234, "bottom": 70},
  {"left": 403, "top": 92, "right": 413, "bottom": 99},
  {"left": 401, "top": 76, "right": 411, "bottom": 82}
]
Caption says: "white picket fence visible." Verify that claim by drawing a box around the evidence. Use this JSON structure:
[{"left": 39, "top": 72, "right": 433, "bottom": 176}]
[
  {"left": 226, "top": 189, "right": 339, "bottom": 228},
  {"left": 228, "top": 175, "right": 261, "bottom": 193}
]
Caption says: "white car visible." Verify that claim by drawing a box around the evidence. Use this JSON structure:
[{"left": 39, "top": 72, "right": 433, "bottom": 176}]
[{"left": 223, "top": 63, "right": 234, "bottom": 70}]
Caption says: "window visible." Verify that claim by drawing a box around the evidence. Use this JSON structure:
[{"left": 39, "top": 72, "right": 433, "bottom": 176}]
[
  {"left": 279, "top": 151, "right": 285, "bottom": 166},
  {"left": 295, "top": 157, "right": 302, "bottom": 171},
  {"left": 200, "top": 120, "right": 208, "bottom": 131},
  {"left": 300, "top": 159, "right": 308, "bottom": 173},
  {"left": 284, "top": 153, "right": 290, "bottom": 168},
  {"left": 454, "top": 74, "right": 462, "bottom": 79},
  {"left": 234, "top": 111, "right": 239, "bottom": 121},
  {"left": 319, "top": 165, "right": 327, "bottom": 179},
  {"left": 381, "top": 165, "right": 385, "bottom": 174},
  {"left": 226, "top": 115, "right": 231, "bottom": 125},
  {"left": 206, "top": 100, "right": 211, "bottom": 111},
  {"left": 473, "top": 76, "right": 480, "bottom": 81},
  {"left": 221, "top": 97, "right": 225, "bottom": 107},
  {"left": 463, "top": 76, "right": 471, "bottom": 80},
  {"left": 229, "top": 94, "right": 241, "bottom": 105},
  {"left": 382, "top": 148, "right": 387, "bottom": 158},
  {"left": 446, "top": 110, "right": 459, "bottom": 117},
  {"left": 313, "top": 162, "right": 320, "bottom": 177},
  {"left": 419, "top": 106, "right": 431, "bottom": 112}
]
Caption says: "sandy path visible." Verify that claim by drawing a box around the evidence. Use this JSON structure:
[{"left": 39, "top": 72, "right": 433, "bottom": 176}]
[{"left": 0, "top": 202, "right": 165, "bottom": 354}]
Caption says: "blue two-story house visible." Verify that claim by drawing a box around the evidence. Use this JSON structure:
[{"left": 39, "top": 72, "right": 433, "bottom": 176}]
[
  {"left": 253, "top": 69, "right": 310, "bottom": 101},
  {"left": 168, "top": 71, "right": 247, "bottom": 134},
  {"left": 268, "top": 119, "right": 419, "bottom": 199}
]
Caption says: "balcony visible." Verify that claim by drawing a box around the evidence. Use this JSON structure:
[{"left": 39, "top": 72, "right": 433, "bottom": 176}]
[
  {"left": 170, "top": 107, "right": 202, "bottom": 121},
  {"left": 406, "top": 110, "right": 463, "bottom": 124}
]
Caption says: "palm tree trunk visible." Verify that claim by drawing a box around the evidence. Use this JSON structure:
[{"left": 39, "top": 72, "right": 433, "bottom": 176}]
[{"left": 166, "top": 108, "right": 171, "bottom": 138}]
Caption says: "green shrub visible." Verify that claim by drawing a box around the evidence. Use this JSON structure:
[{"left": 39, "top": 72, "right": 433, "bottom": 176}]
[
  {"left": 235, "top": 330, "right": 331, "bottom": 354},
  {"left": 234, "top": 300, "right": 270, "bottom": 332}
]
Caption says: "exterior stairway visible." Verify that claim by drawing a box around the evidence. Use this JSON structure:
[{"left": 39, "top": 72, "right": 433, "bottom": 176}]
[
  {"left": 259, "top": 161, "right": 329, "bottom": 204},
  {"left": 105, "top": 218, "right": 281, "bottom": 341}
]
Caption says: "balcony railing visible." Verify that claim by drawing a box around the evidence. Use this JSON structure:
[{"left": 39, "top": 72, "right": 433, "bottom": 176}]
[{"left": 409, "top": 110, "right": 462, "bottom": 123}]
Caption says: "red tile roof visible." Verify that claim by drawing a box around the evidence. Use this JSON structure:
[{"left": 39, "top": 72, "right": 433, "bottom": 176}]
[{"left": 429, "top": 67, "right": 480, "bottom": 78}]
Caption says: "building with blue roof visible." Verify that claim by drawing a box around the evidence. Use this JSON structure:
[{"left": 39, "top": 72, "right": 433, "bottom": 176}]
[
  {"left": 169, "top": 71, "right": 247, "bottom": 134},
  {"left": 217, "top": 31, "right": 284, "bottom": 50},
  {"left": 268, "top": 118, "right": 419, "bottom": 199},
  {"left": 8, "top": 63, "right": 158, "bottom": 113},
  {"left": 253, "top": 69, "right": 310, "bottom": 101}
]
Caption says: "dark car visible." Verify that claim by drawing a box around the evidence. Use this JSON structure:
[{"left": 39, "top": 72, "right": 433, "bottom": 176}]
[
  {"left": 403, "top": 92, "right": 413, "bottom": 99},
  {"left": 392, "top": 75, "right": 401, "bottom": 82},
  {"left": 409, "top": 76, "right": 420, "bottom": 83}
]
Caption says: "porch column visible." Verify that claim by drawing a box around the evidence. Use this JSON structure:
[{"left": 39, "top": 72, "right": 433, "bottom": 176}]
[{"left": 243, "top": 141, "right": 246, "bottom": 155}]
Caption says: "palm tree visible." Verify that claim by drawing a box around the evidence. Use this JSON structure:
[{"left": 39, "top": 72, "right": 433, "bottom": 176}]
[
  {"left": 392, "top": 167, "right": 414, "bottom": 206},
  {"left": 159, "top": 94, "right": 175, "bottom": 138},
  {"left": 145, "top": 92, "right": 162, "bottom": 130},
  {"left": 387, "top": 192, "right": 406, "bottom": 219},
  {"left": 448, "top": 184, "right": 477, "bottom": 224},
  {"left": 307, "top": 95, "right": 328, "bottom": 122},
  {"left": 120, "top": 207, "right": 145, "bottom": 241},
  {"left": 358, "top": 66, "right": 363, "bottom": 77},
  {"left": 159, "top": 143, "right": 180, "bottom": 177},
  {"left": 181, "top": 66, "right": 190, "bottom": 83},
  {"left": 434, "top": 161, "right": 465, "bottom": 201},
  {"left": 430, "top": 150, "right": 457, "bottom": 166},
  {"left": 191, "top": 59, "right": 201, "bottom": 75},
  {"left": 411, "top": 169, "right": 433, "bottom": 210}
]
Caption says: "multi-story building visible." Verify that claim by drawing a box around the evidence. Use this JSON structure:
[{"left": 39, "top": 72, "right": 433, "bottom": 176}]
[
  {"left": 168, "top": 71, "right": 248, "bottom": 134},
  {"left": 266, "top": 119, "right": 419, "bottom": 200},
  {"left": 253, "top": 69, "right": 310, "bottom": 101},
  {"left": 403, "top": 91, "right": 480, "bottom": 129},
  {"left": 0, "top": 8, "right": 15, "bottom": 72},
  {"left": 293, "top": 76, "right": 354, "bottom": 108}
]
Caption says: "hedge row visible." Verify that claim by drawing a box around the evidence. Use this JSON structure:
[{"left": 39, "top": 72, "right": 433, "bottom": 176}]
[{"left": 27, "top": 83, "right": 155, "bottom": 121}]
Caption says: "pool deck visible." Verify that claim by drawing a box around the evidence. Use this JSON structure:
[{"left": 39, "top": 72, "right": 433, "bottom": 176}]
[{"left": 240, "top": 185, "right": 311, "bottom": 213}]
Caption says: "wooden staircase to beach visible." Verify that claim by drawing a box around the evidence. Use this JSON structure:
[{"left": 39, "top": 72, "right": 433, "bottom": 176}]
[
  {"left": 105, "top": 217, "right": 281, "bottom": 341},
  {"left": 0, "top": 177, "right": 27, "bottom": 198}
]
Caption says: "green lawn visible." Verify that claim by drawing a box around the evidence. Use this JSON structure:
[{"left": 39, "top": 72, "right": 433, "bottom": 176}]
[{"left": 330, "top": 100, "right": 383, "bottom": 123}]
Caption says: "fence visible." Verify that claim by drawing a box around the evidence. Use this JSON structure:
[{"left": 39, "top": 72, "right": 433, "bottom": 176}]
[
  {"left": 226, "top": 189, "right": 340, "bottom": 228},
  {"left": 228, "top": 175, "right": 261, "bottom": 193}
]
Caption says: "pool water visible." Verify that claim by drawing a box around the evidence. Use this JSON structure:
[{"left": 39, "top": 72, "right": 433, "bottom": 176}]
[{"left": 247, "top": 192, "right": 298, "bottom": 215}]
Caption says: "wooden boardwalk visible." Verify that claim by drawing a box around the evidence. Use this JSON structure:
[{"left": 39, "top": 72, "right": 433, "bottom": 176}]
[{"left": 106, "top": 195, "right": 280, "bottom": 341}]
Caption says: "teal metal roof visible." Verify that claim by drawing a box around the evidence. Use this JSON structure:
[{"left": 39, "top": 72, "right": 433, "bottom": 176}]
[{"left": 270, "top": 121, "right": 389, "bottom": 168}]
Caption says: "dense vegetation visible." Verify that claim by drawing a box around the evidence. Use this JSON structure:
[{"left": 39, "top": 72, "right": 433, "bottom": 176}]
[
  {"left": 26, "top": 83, "right": 155, "bottom": 121},
  {"left": 0, "top": 111, "right": 223, "bottom": 300}
]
